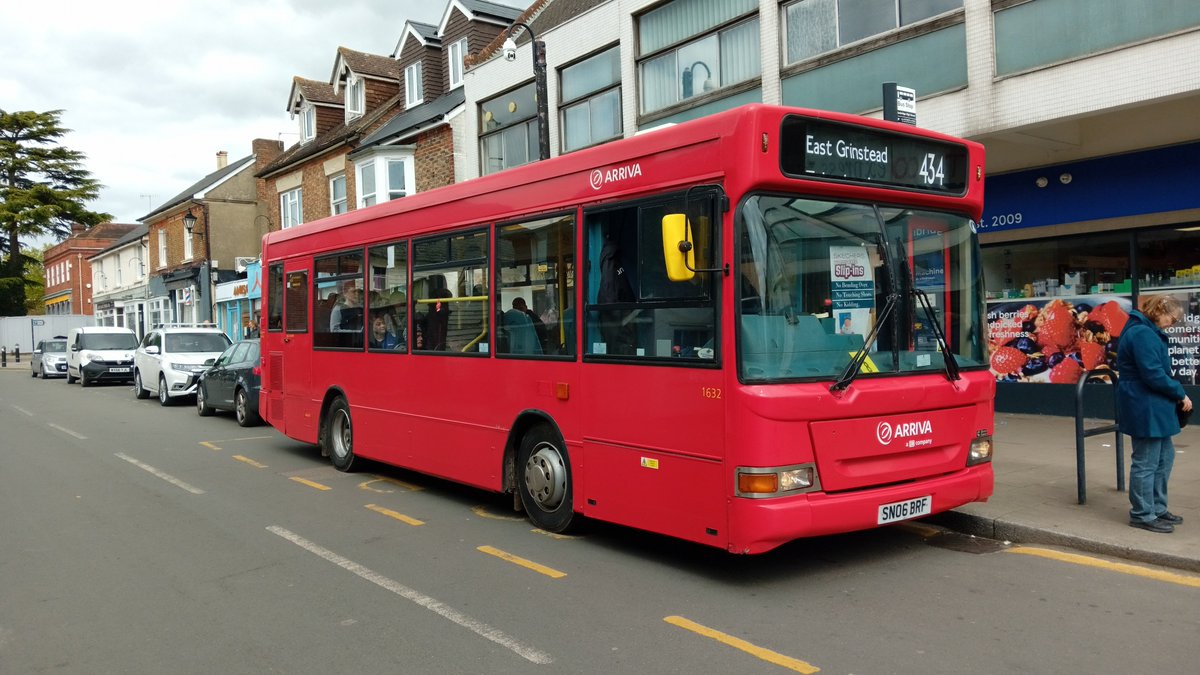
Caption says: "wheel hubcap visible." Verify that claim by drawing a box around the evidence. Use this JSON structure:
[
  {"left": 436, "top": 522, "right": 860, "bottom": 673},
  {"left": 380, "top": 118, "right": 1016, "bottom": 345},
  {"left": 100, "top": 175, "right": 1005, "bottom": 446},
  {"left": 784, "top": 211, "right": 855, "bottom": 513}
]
[
  {"left": 524, "top": 443, "right": 566, "bottom": 511},
  {"left": 331, "top": 409, "right": 351, "bottom": 459},
  {"left": 236, "top": 393, "right": 246, "bottom": 420}
]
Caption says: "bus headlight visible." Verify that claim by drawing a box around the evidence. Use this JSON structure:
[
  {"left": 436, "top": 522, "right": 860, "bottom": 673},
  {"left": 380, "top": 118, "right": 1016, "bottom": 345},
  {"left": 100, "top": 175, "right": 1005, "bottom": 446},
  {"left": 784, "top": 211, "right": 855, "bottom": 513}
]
[
  {"left": 736, "top": 463, "right": 820, "bottom": 498},
  {"left": 967, "top": 437, "right": 993, "bottom": 465}
]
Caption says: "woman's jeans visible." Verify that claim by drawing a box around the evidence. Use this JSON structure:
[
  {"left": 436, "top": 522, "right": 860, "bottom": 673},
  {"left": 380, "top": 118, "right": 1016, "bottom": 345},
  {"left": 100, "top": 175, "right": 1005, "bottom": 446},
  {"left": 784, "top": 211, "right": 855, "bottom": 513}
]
[{"left": 1129, "top": 436, "right": 1175, "bottom": 523}]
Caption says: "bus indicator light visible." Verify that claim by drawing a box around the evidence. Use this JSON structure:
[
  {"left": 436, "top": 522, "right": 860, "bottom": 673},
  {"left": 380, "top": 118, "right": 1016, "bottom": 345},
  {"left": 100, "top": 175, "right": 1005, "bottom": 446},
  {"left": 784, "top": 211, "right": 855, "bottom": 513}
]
[
  {"left": 555, "top": 382, "right": 569, "bottom": 400},
  {"left": 738, "top": 472, "right": 778, "bottom": 495}
]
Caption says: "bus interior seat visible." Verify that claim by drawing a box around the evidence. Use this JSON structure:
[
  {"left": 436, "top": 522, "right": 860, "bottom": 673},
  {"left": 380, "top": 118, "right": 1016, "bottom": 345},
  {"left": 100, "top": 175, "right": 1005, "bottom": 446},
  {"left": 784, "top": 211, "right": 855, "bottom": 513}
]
[{"left": 740, "top": 314, "right": 866, "bottom": 377}]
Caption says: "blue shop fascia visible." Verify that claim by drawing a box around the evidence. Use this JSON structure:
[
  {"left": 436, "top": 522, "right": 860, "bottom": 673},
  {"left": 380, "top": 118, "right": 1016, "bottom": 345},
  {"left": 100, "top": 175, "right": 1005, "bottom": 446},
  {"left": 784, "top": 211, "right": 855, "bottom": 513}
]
[{"left": 980, "top": 141, "right": 1200, "bottom": 416}]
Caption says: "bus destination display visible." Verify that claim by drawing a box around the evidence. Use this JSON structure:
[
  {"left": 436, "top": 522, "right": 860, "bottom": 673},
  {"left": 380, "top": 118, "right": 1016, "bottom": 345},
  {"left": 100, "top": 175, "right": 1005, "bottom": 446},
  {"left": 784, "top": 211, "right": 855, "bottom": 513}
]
[{"left": 780, "top": 116, "right": 968, "bottom": 195}]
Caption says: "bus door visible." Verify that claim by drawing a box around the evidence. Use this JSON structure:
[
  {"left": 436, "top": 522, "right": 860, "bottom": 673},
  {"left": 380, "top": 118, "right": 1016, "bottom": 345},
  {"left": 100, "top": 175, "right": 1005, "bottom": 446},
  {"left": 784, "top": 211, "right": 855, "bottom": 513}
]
[
  {"left": 278, "top": 263, "right": 314, "bottom": 441},
  {"left": 577, "top": 192, "right": 727, "bottom": 544}
]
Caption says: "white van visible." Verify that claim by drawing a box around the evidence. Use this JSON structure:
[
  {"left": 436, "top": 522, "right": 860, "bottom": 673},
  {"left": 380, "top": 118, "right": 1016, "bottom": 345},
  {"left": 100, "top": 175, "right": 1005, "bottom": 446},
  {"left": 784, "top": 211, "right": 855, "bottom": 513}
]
[{"left": 65, "top": 326, "right": 139, "bottom": 387}]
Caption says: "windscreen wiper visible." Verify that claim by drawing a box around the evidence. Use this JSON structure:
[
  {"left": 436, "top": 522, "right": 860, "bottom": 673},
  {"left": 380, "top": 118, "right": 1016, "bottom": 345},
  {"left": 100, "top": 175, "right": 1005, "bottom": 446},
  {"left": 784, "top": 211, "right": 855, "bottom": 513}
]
[
  {"left": 911, "top": 286, "right": 961, "bottom": 381},
  {"left": 830, "top": 292, "right": 898, "bottom": 392}
]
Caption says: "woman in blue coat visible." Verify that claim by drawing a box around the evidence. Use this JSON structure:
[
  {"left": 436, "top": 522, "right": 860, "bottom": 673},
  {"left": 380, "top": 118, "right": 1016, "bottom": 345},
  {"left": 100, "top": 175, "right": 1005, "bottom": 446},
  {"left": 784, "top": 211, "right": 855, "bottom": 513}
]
[{"left": 1116, "top": 295, "right": 1193, "bottom": 533}]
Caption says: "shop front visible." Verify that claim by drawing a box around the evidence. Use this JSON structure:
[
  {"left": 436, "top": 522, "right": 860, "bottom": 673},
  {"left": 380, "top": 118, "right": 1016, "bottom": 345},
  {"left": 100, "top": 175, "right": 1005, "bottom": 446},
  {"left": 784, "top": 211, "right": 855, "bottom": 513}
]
[
  {"left": 214, "top": 261, "right": 262, "bottom": 341},
  {"left": 981, "top": 142, "right": 1200, "bottom": 415}
]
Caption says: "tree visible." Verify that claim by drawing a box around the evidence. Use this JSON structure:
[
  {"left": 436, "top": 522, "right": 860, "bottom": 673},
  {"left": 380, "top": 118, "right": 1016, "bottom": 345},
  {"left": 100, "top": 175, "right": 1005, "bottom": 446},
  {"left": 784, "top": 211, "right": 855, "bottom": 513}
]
[{"left": 0, "top": 109, "right": 110, "bottom": 315}]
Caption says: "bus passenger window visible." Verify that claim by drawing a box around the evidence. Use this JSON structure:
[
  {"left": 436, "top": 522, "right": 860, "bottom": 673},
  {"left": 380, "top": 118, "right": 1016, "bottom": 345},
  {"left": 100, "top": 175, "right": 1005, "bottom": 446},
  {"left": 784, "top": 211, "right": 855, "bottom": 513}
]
[{"left": 496, "top": 213, "right": 576, "bottom": 358}]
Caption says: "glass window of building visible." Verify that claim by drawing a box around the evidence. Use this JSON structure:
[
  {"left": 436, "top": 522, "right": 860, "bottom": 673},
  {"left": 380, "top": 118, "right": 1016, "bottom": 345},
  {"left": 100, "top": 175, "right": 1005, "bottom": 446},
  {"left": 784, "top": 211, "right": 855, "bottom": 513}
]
[
  {"left": 405, "top": 62, "right": 424, "bottom": 107},
  {"left": 330, "top": 174, "right": 348, "bottom": 215},
  {"left": 784, "top": 0, "right": 962, "bottom": 64},
  {"left": 637, "top": 0, "right": 760, "bottom": 115},
  {"left": 479, "top": 83, "right": 539, "bottom": 175},
  {"left": 559, "top": 46, "right": 622, "bottom": 153},
  {"left": 280, "top": 188, "right": 303, "bottom": 229}
]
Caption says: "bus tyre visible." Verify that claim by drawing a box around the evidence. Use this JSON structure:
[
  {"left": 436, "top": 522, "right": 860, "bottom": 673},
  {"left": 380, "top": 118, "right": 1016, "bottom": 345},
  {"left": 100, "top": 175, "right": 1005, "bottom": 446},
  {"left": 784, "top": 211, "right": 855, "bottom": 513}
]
[
  {"left": 517, "top": 425, "right": 575, "bottom": 533},
  {"left": 325, "top": 398, "right": 356, "bottom": 472},
  {"left": 133, "top": 371, "right": 150, "bottom": 399}
]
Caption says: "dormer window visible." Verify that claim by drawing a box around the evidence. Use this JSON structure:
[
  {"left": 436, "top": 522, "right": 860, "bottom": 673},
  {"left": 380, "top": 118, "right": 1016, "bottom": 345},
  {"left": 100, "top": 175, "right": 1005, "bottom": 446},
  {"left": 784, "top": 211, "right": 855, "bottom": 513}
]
[
  {"left": 346, "top": 75, "right": 365, "bottom": 120},
  {"left": 405, "top": 62, "right": 424, "bottom": 107},
  {"left": 448, "top": 38, "right": 467, "bottom": 89},
  {"left": 300, "top": 104, "right": 316, "bottom": 143}
]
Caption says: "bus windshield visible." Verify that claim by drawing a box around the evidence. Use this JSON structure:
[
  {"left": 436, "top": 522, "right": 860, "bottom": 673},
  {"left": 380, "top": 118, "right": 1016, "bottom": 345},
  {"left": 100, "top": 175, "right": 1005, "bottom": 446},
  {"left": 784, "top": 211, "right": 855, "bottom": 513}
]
[{"left": 737, "top": 194, "right": 985, "bottom": 383}]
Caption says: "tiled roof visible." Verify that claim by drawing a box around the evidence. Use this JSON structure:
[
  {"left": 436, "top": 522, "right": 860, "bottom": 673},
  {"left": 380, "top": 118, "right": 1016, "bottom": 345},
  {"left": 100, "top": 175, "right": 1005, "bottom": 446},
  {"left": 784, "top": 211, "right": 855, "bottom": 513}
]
[
  {"left": 293, "top": 76, "right": 340, "bottom": 106},
  {"left": 257, "top": 92, "right": 406, "bottom": 179},
  {"left": 92, "top": 223, "right": 149, "bottom": 257},
  {"left": 335, "top": 46, "right": 402, "bottom": 81},
  {"left": 140, "top": 155, "right": 255, "bottom": 221},
  {"left": 461, "top": 0, "right": 526, "bottom": 21},
  {"left": 350, "top": 87, "right": 466, "bottom": 156}
]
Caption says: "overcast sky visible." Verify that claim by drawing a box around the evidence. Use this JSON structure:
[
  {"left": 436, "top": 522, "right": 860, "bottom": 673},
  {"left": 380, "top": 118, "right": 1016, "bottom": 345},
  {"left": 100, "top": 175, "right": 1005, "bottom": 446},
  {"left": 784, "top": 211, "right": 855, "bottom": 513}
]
[{"left": 2, "top": 0, "right": 528, "bottom": 238}]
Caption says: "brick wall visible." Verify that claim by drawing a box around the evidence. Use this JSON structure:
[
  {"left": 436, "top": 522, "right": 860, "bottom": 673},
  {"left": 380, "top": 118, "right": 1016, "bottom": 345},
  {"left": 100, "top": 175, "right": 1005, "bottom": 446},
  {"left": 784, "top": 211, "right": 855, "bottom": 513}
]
[{"left": 415, "top": 125, "right": 456, "bottom": 193}]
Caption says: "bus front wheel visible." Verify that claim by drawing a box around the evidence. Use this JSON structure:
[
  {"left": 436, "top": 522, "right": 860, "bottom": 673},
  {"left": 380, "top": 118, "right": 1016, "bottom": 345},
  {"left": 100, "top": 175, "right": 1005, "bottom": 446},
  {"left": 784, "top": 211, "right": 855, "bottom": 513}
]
[
  {"left": 517, "top": 425, "right": 575, "bottom": 533},
  {"left": 324, "top": 397, "right": 356, "bottom": 472}
]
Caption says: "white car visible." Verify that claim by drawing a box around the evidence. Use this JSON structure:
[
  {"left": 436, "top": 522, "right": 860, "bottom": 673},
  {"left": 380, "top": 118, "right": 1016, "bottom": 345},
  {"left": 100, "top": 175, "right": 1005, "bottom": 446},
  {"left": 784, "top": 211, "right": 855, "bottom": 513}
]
[
  {"left": 133, "top": 325, "right": 232, "bottom": 406},
  {"left": 65, "top": 326, "right": 138, "bottom": 386}
]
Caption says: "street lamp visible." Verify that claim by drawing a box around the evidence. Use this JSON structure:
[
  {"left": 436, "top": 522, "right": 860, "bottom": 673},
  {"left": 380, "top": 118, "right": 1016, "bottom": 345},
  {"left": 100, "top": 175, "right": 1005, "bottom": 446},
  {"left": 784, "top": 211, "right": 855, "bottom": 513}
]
[
  {"left": 502, "top": 22, "right": 550, "bottom": 161},
  {"left": 681, "top": 61, "right": 713, "bottom": 99}
]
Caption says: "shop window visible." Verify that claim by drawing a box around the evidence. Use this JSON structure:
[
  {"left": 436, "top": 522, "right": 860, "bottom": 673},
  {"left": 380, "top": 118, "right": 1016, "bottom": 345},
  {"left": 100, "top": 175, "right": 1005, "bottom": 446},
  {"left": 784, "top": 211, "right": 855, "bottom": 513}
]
[
  {"left": 983, "top": 231, "right": 1130, "bottom": 300},
  {"left": 367, "top": 241, "right": 408, "bottom": 352},
  {"left": 495, "top": 213, "right": 576, "bottom": 357},
  {"left": 411, "top": 230, "right": 489, "bottom": 354},
  {"left": 1137, "top": 226, "right": 1200, "bottom": 289},
  {"left": 583, "top": 192, "right": 717, "bottom": 361}
]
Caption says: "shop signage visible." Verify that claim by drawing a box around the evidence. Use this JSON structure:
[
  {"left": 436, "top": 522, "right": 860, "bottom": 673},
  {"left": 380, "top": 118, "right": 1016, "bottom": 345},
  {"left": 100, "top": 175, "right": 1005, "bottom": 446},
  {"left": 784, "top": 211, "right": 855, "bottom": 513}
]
[{"left": 980, "top": 141, "right": 1200, "bottom": 234}]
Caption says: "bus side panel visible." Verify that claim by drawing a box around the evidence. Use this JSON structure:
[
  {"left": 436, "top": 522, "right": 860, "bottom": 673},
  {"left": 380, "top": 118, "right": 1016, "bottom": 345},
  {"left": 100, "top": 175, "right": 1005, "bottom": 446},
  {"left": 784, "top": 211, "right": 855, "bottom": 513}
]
[{"left": 579, "top": 363, "right": 727, "bottom": 544}]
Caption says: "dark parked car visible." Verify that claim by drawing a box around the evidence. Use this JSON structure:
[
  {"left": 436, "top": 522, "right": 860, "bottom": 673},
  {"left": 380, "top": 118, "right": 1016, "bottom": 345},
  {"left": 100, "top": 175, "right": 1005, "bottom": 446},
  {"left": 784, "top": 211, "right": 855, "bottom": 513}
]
[
  {"left": 31, "top": 336, "right": 69, "bottom": 378},
  {"left": 195, "top": 339, "right": 261, "bottom": 426}
]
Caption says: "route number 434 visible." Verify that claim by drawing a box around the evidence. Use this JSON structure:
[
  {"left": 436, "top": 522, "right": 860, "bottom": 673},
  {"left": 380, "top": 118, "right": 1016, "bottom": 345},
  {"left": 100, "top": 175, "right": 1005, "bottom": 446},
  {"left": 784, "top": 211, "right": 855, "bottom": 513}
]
[{"left": 919, "top": 153, "right": 945, "bottom": 186}]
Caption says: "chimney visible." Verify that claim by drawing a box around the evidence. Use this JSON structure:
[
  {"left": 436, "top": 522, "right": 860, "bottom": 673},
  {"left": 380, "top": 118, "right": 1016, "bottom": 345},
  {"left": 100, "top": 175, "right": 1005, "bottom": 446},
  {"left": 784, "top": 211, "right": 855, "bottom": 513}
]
[
  {"left": 251, "top": 138, "right": 285, "bottom": 170},
  {"left": 216, "top": 151, "right": 229, "bottom": 169},
  {"left": 70, "top": 222, "right": 86, "bottom": 236}
]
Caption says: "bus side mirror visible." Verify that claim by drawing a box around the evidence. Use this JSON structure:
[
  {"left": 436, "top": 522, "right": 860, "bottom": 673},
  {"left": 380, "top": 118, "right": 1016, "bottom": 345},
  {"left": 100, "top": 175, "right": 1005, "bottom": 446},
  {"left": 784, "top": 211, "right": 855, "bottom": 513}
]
[{"left": 661, "top": 213, "right": 695, "bottom": 282}]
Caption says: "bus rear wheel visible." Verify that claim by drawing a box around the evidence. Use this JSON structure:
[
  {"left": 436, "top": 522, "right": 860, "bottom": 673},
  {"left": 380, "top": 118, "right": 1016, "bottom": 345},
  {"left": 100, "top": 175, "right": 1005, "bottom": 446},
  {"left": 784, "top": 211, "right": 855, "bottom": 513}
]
[
  {"left": 324, "top": 397, "right": 356, "bottom": 472},
  {"left": 517, "top": 425, "right": 575, "bottom": 533}
]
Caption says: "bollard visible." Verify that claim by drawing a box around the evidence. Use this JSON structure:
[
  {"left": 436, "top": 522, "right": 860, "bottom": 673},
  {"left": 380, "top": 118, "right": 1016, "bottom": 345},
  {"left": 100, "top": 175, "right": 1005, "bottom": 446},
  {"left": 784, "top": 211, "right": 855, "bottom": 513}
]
[
  {"left": 1, "top": 346, "right": 6, "bottom": 368},
  {"left": 14, "top": 344, "right": 19, "bottom": 363}
]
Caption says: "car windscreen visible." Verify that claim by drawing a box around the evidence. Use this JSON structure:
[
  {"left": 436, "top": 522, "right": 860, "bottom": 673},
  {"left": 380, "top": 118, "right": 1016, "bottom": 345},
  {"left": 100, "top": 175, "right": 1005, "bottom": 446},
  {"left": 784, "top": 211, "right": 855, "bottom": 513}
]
[
  {"left": 43, "top": 340, "right": 67, "bottom": 352},
  {"left": 81, "top": 333, "right": 138, "bottom": 350},
  {"left": 166, "top": 333, "right": 232, "bottom": 353}
]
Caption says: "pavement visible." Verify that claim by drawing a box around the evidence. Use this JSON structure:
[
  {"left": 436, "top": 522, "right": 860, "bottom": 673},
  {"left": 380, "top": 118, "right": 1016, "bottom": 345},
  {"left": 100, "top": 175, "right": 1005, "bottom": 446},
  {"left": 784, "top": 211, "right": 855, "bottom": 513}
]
[{"left": 2, "top": 363, "right": 1196, "bottom": 571}]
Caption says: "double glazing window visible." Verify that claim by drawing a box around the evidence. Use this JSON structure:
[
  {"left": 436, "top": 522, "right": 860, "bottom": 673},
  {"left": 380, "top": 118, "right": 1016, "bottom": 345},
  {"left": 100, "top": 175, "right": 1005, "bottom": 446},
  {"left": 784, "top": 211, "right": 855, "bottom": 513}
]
[
  {"left": 559, "top": 47, "right": 622, "bottom": 153},
  {"left": 637, "top": 0, "right": 760, "bottom": 115},
  {"left": 479, "top": 83, "right": 539, "bottom": 175},
  {"left": 784, "top": 0, "right": 962, "bottom": 64}
]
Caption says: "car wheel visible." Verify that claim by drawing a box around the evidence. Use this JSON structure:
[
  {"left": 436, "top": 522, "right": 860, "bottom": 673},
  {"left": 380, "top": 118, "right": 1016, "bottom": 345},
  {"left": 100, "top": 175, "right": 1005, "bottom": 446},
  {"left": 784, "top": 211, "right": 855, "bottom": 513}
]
[
  {"left": 235, "top": 388, "right": 260, "bottom": 427},
  {"left": 133, "top": 371, "right": 150, "bottom": 399},
  {"left": 323, "top": 397, "right": 356, "bottom": 472},
  {"left": 31, "top": 364, "right": 37, "bottom": 378},
  {"left": 516, "top": 424, "right": 576, "bottom": 533},
  {"left": 196, "top": 384, "right": 214, "bottom": 417},
  {"left": 158, "top": 375, "right": 172, "bottom": 406},
  {"left": 80, "top": 373, "right": 91, "bottom": 387},
  {"left": 66, "top": 369, "right": 77, "bottom": 384}
]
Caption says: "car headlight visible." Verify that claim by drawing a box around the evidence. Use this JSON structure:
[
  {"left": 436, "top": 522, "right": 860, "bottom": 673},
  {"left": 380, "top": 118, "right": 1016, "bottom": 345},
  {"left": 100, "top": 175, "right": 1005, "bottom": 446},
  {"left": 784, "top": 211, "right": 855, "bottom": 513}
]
[
  {"left": 79, "top": 350, "right": 98, "bottom": 365},
  {"left": 967, "top": 436, "right": 993, "bottom": 465},
  {"left": 168, "top": 362, "right": 194, "bottom": 373}
]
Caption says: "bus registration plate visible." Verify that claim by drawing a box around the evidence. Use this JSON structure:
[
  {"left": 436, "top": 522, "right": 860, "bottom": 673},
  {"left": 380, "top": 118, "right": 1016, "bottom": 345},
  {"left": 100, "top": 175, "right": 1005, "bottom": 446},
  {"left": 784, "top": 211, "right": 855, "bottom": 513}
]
[{"left": 877, "top": 495, "right": 932, "bottom": 524}]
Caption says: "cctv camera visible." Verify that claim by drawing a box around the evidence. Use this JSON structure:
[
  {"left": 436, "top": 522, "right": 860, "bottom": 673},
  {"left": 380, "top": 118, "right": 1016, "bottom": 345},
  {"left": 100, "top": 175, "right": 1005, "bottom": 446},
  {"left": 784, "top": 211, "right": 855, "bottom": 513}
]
[{"left": 502, "top": 37, "right": 517, "bottom": 62}]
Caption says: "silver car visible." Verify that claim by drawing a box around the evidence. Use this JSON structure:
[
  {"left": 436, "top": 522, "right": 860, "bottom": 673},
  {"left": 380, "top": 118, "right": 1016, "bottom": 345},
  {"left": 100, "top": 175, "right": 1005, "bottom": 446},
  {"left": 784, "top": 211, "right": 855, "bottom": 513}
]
[{"left": 31, "top": 337, "right": 69, "bottom": 379}]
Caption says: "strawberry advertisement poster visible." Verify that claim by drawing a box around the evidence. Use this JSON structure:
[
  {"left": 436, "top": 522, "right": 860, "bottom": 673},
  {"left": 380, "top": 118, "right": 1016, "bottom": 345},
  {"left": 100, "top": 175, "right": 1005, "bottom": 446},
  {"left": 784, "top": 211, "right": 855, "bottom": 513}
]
[{"left": 986, "top": 296, "right": 1131, "bottom": 383}]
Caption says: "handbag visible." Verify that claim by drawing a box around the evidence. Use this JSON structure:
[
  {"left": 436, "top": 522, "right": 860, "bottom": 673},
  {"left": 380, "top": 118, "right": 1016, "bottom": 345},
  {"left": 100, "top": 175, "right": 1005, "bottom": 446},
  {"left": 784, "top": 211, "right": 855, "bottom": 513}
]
[{"left": 1179, "top": 401, "right": 1193, "bottom": 428}]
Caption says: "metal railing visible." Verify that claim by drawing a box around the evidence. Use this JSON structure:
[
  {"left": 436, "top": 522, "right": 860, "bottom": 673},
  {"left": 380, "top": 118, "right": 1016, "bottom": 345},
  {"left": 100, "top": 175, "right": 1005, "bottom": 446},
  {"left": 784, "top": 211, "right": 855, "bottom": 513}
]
[{"left": 1075, "top": 369, "right": 1124, "bottom": 504}]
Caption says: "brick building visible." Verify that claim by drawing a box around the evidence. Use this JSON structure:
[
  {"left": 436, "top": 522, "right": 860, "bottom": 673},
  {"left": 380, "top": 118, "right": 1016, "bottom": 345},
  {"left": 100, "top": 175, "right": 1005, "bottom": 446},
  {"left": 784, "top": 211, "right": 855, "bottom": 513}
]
[{"left": 42, "top": 222, "right": 139, "bottom": 316}]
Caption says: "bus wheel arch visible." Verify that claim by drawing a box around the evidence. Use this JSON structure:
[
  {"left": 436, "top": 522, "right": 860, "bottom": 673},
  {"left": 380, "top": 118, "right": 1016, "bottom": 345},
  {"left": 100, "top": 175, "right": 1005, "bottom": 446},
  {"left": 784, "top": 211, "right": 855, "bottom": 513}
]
[{"left": 510, "top": 413, "right": 576, "bottom": 533}]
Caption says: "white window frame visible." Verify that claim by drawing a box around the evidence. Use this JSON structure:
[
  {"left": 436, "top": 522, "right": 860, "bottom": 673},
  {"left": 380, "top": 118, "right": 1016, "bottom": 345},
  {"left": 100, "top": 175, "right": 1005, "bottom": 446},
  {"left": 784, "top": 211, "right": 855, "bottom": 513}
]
[
  {"left": 183, "top": 222, "right": 194, "bottom": 261},
  {"left": 405, "top": 62, "right": 424, "bottom": 107},
  {"left": 355, "top": 150, "right": 416, "bottom": 209},
  {"left": 280, "top": 188, "right": 303, "bottom": 229},
  {"left": 300, "top": 104, "right": 316, "bottom": 143},
  {"left": 330, "top": 174, "right": 348, "bottom": 215},
  {"left": 346, "top": 75, "right": 365, "bottom": 121},
  {"left": 449, "top": 38, "right": 467, "bottom": 89},
  {"left": 157, "top": 229, "right": 167, "bottom": 269}
]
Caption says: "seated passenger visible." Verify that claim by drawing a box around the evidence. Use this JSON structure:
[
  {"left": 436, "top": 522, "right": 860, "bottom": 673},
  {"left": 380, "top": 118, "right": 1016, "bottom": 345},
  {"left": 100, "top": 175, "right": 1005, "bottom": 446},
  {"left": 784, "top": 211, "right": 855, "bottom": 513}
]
[
  {"left": 330, "top": 285, "right": 363, "bottom": 331},
  {"left": 369, "top": 316, "right": 399, "bottom": 350},
  {"left": 504, "top": 298, "right": 543, "bottom": 355}
]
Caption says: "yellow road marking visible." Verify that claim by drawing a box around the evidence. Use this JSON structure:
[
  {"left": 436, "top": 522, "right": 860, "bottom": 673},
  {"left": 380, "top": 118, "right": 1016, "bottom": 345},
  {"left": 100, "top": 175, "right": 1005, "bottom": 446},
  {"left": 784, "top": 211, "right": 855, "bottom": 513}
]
[
  {"left": 359, "top": 476, "right": 424, "bottom": 493},
  {"left": 477, "top": 546, "right": 566, "bottom": 579},
  {"left": 472, "top": 504, "right": 525, "bottom": 521},
  {"left": 365, "top": 503, "right": 425, "bottom": 526},
  {"left": 232, "top": 455, "right": 267, "bottom": 468},
  {"left": 1006, "top": 546, "right": 1200, "bottom": 588},
  {"left": 290, "top": 477, "right": 332, "bottom": 491},
  {"left": 531, "top": 528, "right": 579, "bottom": 541},
  {"left": 664, "top": 616, "right": 819, "bottom": 674},
  {"left": 199, "top": 441, "right": 222, "bottom": 451}
]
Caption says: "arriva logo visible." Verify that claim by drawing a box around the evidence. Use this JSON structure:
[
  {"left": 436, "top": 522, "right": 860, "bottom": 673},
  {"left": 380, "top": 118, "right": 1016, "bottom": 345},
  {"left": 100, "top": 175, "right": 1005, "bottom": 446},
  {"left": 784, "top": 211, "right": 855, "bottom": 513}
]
[
  {"left": 589, "top": 163, "right": 643, "bottom": 190},
  {"left": 876, "top": 419, "right": 933, "bottom": 445}
]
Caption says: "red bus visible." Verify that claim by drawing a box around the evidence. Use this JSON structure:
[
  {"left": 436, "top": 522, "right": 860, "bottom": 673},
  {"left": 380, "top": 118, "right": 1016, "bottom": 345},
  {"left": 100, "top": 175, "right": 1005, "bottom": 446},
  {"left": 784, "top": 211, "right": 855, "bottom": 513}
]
[{"left": 260, "top": 104, "right": 993, "bottom": 554}]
